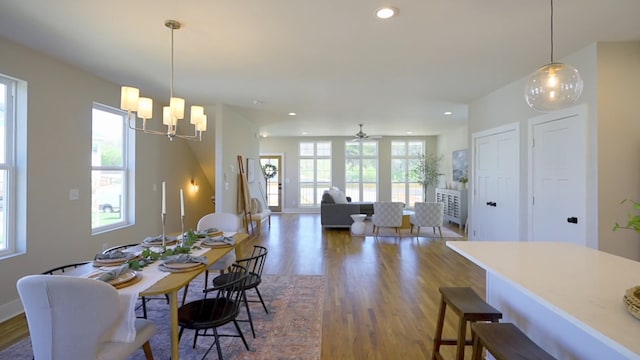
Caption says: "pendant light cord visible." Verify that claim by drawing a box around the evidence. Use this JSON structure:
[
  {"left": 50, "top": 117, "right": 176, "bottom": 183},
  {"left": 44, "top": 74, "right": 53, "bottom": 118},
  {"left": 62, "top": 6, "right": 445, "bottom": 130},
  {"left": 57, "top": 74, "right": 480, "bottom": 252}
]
[
  {"left": 550, "top": 0, "right": 554, "bottom": 63},
  {"left": 170, "top": 26, "right": 174, "bottom": 98}
]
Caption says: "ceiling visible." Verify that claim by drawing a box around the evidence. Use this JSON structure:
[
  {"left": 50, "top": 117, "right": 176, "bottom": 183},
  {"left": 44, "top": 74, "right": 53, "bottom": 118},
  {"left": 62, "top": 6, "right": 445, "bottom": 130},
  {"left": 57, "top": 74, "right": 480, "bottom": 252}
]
[{"left": 1, "top": 0, "right": 639, "bottom": 138}]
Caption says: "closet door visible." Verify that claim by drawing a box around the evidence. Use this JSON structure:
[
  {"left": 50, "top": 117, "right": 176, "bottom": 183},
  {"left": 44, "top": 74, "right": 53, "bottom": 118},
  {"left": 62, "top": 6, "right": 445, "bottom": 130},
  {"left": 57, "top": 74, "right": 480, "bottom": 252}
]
[
  {"left": 471, "top": 124, "right": 519, "bottom": 241},
  {"left": 528, "top": 105, "right": 587, "bottom": 245}
]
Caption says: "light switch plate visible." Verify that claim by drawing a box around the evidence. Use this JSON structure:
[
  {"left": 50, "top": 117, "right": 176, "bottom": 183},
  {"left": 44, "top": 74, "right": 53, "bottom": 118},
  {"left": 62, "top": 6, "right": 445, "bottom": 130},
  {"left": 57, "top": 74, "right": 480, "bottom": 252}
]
[{"left": 69, "top": 189, "right": 79, "bottom": 200}]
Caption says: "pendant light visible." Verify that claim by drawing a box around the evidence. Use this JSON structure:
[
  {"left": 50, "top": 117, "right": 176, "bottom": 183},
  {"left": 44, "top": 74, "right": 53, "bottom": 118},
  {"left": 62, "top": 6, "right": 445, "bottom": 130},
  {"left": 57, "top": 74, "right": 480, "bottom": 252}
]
[{"left": 524, "top": 0, "right": 583, "bottom": 112}]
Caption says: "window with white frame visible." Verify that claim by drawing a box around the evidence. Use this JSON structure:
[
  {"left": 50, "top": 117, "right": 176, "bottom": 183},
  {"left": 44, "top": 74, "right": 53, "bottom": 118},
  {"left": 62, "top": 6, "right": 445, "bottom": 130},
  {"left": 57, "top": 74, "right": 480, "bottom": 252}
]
[
  {"left": 0, "top": 75, "right": 18, "bottom": 257},
  {"left": 345, "top": 141, "right": 378, "bottom": 202},
  {"left": 391, "top": 140, "right": 424, "bottom": 207},
  {"left": 299, "top": 141, "right": 331, "bottom": 206},
  {"left": 91, "top": 103, "right": 133, "bottom": 232}
]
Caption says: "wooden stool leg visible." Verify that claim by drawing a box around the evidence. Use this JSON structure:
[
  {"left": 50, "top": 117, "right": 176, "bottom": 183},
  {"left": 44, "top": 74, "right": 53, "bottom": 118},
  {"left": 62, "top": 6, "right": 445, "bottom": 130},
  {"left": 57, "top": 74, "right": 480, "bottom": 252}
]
[
  {"left": 471, "top": 332, "right": 483, "bottom": 360},
  {"left": 431, "top": 298, "right": 447, "bottom": 360},
  {"left": 455, "top": 316, "right": 467, "bottom": 360}
]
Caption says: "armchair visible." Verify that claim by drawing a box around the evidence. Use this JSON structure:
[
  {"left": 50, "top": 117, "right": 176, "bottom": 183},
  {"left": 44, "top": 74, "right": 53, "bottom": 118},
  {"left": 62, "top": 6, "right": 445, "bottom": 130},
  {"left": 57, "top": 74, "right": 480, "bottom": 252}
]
[
  {"left": 410, "top": 202, "right": 445, "bottom": 238},
  {"left": 372, "top": 202, "right": 404, "bottom": 236}
]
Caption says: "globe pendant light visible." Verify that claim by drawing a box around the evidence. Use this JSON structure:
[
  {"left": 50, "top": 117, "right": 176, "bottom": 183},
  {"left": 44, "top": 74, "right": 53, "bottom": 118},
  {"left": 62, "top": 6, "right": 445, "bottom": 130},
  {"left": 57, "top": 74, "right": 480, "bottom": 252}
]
[{"left": 524, "top": 0, "right": 583, "bottom": 112}]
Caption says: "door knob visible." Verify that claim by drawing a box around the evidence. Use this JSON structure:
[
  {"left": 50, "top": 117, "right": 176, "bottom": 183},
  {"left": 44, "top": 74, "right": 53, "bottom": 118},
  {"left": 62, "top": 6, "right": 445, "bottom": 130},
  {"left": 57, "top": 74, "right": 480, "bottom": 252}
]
[{"left": 567, "top": 217, "right": 578, "bottom": 224}]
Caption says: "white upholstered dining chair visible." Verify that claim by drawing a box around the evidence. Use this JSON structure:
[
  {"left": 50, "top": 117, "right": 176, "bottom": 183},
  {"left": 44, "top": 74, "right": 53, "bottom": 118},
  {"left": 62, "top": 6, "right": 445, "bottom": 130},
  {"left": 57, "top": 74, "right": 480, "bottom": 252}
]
[
  {"left": 197, "top": 212, "right": 243, "bottom": 284},
  {"left": 16, "top": 274, "right": 156, "bottom": 360},
  {"left": 410, "top": 201, "right": 445, "bottom": 238},
  {"left": 372, "top": 202, "right": 405, "bottom": 236}
]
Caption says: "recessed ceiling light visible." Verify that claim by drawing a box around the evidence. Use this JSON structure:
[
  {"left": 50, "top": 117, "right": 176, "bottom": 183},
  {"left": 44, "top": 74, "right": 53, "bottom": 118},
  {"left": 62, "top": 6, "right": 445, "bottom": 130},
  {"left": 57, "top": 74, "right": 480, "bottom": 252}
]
[
  {"left": 444, "top": 111, "right": 453, "bottom": 116},
  {"left": 301, "top": 132, "right": 308, "bottom": 135},
  {"left": 252, "top": 99, "right": 263, "bottom": 105},
  {"left": 288, "top": 112, "right": 297, "bottom": 116},
  {"left": 376, "top": 6, "right": 398, "bottom": 19},
  {"left": 406, "top": 131, "right": 413, "bottom": 134}
]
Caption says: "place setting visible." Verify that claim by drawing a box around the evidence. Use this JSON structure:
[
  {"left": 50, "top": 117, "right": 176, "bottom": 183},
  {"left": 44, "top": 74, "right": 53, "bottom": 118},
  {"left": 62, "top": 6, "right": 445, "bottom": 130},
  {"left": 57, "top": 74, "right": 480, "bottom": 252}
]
[
  {"left": 157, "top": 254, "right": 208, "bottom": 273},
  {"left": 93, "top": 249, "right": 141, "bottom": 267},
  {"left": 88, "top": 263, "right": 142, "bottom": 289}
]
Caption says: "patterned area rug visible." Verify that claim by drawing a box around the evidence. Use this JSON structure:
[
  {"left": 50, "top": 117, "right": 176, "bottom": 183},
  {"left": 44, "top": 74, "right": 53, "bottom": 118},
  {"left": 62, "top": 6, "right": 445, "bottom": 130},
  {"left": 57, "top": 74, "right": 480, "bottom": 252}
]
[
  {"left": 361, "top": 221, "right": 463, "bottom": 238},
  {"left": 1, "top": 274, "right": 324, "bottom": 360}
]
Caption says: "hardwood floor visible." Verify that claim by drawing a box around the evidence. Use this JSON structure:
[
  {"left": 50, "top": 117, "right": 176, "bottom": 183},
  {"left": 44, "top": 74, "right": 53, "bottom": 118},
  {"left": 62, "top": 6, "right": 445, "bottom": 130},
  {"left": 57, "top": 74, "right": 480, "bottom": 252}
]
[{"left": 0, "top": 213, "right": 485, "bottom": 359}]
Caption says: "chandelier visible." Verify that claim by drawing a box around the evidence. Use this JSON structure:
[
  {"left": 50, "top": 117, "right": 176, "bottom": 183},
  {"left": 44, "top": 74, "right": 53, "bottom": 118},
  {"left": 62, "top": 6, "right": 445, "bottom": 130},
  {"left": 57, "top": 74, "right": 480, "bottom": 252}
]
[
  {"left": 120, "top": 20, "right": 207, "bottom": 141},
  {"left": 524, "top": 0, "right": 583, "bottom": 112}
]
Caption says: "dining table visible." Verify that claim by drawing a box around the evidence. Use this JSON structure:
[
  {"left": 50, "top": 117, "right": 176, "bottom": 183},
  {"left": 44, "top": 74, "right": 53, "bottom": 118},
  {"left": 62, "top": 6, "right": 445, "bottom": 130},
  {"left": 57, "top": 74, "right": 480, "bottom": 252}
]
[
  {"left": 68, "top": 232, "right": 248, "bottom": 360},
  {"left": 140, "top": 232, "right": 248, "bottom": 359}
]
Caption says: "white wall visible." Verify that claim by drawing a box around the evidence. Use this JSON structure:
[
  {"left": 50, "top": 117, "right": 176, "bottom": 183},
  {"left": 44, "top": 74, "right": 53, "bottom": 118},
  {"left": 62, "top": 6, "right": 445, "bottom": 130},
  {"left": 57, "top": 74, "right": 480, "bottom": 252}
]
[
  {"left": 437, "top": 125, "right": 469, "bottom": 188},
  {"left": 259, "top": 136, "right": 438, "bottom": 211},
  {"left": 214, "top": 105, "right": 259, "bottom": 214},
  {"left": 0, "top": 36, "right": 215, "bottom": 321},
  {"left": 469, "top": 41, "right": 640, "bottom": 261}
]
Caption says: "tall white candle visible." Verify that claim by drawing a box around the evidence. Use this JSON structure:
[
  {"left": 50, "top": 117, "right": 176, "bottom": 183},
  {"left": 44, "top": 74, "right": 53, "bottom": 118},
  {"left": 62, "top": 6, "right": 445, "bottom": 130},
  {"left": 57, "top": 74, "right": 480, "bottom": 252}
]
[
  {"left": 180, "top": 189, "right": 185, "bottom": 217},
  {"left": 162, "top": 181, "right": 166, "bottom": 215}
]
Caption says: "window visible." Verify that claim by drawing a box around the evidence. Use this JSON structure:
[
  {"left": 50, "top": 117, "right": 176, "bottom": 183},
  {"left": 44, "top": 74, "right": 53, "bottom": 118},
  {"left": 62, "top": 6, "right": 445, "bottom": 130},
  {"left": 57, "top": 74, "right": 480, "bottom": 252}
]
[
  {"left": 345, "top": 141, "right": 378, "bottom": 202},
  {"left": 0, "top": 76, "right": 16, "bottom": 256},
  {"left": 299, "top": 141, "right": 331, "bottom": 206},
  {"left": 391, "top": 140, "right": 424, "bottom": 207},
  {"left": 91, "top": 103, "right": 133, "bottom": 232}
]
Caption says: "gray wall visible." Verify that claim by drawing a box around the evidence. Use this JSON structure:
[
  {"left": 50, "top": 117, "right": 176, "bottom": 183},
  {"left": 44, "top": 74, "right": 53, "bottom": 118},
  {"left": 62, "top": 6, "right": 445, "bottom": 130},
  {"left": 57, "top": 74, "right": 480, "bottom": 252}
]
[{"left": 0, "top": 36, "right": 216, "bottom": 321}]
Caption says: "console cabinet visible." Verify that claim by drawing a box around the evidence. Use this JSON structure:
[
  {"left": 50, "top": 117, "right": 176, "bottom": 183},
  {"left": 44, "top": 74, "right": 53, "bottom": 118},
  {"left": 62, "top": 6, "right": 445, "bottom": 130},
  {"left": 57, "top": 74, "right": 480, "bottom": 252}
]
[{"left": 435, "top": 188, "right": 467, "bottom": 229}]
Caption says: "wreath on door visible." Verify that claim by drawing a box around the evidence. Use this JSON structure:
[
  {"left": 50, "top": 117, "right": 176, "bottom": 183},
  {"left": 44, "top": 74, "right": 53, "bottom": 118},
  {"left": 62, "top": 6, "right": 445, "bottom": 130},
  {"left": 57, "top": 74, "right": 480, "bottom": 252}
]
[{"left": 262, "top": 164, "right": 278, "bottom": 179}]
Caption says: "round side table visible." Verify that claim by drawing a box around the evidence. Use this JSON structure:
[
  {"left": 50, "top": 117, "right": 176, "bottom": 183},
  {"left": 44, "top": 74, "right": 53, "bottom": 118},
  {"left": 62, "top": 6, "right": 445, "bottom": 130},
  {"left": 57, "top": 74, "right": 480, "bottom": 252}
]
[{"left": 350, "top": 214, "right": 367, "bottom": 235}]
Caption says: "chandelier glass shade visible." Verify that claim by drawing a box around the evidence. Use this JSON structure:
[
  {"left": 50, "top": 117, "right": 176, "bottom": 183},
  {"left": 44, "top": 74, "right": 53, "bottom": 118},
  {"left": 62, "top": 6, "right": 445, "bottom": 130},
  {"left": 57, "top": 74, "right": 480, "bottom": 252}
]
[
  {"left": 524, "top": 0, "right": 583, "bottom": 112},
  {"left": 120, "top": 20, "right": 206, "bottom": 141}
]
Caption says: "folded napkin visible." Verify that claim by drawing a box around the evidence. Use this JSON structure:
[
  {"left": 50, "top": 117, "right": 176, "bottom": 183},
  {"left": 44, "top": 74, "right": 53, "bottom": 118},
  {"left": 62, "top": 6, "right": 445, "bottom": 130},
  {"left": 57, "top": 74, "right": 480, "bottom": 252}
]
[
  {"left": 95, "top": 250, "right": 135, "bottom": 261},
  {"left": 96, "top": 263, "right": 131, "bottom": 282},
  {"left": 143, "top": 235, "right": 178, "bottom": 244},
  {"left": 163, "top": 254, "right": 208, "bottom": 266},
  {"left": 196, "top": 227, "right": 220, "bottom": 235},
  {"left": 202, "top": 236, "right": 235, "bottom": 246}
]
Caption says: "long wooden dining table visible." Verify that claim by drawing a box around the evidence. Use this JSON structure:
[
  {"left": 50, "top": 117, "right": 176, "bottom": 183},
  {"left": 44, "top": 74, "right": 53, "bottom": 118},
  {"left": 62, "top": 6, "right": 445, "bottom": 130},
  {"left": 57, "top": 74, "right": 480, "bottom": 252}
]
[{"left": 138, "top": 232, "right": 248, "bottom": 360}]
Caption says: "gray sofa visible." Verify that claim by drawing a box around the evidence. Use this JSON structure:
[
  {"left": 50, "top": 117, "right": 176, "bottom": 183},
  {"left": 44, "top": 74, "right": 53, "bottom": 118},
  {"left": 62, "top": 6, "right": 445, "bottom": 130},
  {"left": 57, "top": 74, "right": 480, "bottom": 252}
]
[{"left": 320, "top": 192, "right": 374, "bottom": 228}]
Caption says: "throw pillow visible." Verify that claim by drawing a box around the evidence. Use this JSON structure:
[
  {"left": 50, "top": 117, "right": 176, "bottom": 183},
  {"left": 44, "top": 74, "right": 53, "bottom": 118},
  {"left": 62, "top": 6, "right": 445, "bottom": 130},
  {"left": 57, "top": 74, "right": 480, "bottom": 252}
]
[
  {"left": 321, "top": 191, "right": 335, "bottom": 204},
  {"left": 250, "top": 198, "right": 259, "bottom": 214},
  {"left": 329, "top": 189, "right": 349, "bottom": 204}
]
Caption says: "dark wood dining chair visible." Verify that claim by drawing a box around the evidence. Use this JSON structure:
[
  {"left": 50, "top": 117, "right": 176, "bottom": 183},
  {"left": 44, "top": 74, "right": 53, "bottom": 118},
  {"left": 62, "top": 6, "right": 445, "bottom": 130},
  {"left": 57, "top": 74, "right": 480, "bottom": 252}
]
[
  {"left": 178, "top": 264, "right": 251, "bottom": 360},
  {"left": 212, "top": 245, "right": 268, "bottom": 338}
]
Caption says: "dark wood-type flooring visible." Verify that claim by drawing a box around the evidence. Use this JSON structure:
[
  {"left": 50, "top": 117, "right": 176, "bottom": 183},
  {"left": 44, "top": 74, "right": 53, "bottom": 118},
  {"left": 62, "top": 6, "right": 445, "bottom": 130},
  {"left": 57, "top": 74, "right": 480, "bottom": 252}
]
[{"left": 0, "top": 213, "right": 485, "bottom": 359}]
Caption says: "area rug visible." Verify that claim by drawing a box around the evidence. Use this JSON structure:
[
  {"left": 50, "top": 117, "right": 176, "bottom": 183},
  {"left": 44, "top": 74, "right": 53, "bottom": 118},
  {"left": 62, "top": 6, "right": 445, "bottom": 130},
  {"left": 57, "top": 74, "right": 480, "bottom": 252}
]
[
  {"left": 360, "top": 221, "right": 462, "bottom": 238},
  {"left": 1, "top": 274, "right": 324, "bottom": 360}
]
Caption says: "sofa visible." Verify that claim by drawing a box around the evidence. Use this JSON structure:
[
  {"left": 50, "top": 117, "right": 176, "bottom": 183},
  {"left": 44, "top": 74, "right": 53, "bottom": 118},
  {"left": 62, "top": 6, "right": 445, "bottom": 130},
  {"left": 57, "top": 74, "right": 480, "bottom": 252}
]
[{"left": 320, "top": 188, "right": 374, "bottom": 228}]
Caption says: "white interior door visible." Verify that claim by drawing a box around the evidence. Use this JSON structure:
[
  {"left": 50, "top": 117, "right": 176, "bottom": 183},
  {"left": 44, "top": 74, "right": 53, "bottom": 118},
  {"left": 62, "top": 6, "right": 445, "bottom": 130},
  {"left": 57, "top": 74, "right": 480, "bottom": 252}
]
[
  {"left": 529, "top": 106, "right": 587, "bottom": 245},
  {"left": 471, "top": 124, "right": 519, "bottom": 241}
]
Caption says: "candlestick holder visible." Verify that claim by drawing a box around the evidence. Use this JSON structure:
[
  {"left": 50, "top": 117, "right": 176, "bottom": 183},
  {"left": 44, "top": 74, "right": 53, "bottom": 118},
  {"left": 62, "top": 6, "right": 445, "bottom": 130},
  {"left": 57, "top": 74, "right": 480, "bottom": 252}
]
[
  {"left": 161, "top": 213, "right": 167, "bottom": 249},
  {"left": 180, "top": 215, "right": 185, "bottom": 247}
]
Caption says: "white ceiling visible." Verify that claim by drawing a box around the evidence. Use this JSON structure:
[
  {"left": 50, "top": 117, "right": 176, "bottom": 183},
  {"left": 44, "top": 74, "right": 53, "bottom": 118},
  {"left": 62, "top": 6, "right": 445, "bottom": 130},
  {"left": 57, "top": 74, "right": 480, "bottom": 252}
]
[{"left": 1, "top": 0, "right": 639, "bottom": 138}]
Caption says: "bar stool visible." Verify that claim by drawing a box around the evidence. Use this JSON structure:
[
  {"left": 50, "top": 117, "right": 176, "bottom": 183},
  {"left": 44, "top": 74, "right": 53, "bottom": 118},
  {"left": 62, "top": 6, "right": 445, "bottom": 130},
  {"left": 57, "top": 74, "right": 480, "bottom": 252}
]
[
  {"left": 471, "top": 322, "right": 556, "bottom": 360},
  {"left": 431, "top": 287, "right": 502, "bottom": 360}
]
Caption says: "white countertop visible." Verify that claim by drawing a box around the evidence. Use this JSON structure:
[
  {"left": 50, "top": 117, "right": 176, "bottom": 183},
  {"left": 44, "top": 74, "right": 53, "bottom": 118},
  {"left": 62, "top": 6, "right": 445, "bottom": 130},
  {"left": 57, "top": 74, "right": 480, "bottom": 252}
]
[{"left": 447, "top": 241, "right": 640, "bottom": 357}]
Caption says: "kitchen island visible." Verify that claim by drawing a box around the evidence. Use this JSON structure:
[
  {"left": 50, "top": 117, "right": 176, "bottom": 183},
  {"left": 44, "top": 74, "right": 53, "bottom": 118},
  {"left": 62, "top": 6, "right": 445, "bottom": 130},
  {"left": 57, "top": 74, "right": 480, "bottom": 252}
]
[{"left": 446, "top": 241, "right": 640, "bottom": 360}]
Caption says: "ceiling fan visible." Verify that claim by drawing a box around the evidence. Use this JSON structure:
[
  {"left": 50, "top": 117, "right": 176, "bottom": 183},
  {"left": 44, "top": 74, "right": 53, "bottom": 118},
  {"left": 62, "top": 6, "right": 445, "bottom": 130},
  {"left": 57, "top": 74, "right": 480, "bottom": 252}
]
[{"left": 351, "top": 123, "right": 382, "bottom": 141}]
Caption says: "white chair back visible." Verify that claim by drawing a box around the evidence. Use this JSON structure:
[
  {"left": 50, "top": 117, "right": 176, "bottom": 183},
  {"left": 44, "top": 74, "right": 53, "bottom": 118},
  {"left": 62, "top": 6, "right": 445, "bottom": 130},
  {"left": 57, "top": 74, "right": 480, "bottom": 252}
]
[
  {"left": 413, "top": 202, "right": 444, "bottom": 227},
  {"left": 197, "top": 212, "right": 242, "bottom": 232},
  {"left": 17, "top": 275, "right": 121, "bottom": 359},
  {"left": 372, "top": 202, "right": 404, "bottom": 227}
]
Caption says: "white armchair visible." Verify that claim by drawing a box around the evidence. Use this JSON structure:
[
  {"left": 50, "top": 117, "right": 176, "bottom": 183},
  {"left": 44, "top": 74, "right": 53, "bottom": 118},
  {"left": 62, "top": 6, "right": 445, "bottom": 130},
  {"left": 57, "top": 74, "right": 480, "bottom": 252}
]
[
  {"left": 372, "top": 202, "right": 405, "bottom": 236},
  {"left": 410, "top": 202, "right": 445, "bottom": 238},
  {"left": 197, "top": 212, "right": 242, "bottom": 285},
  {"left": 16, "top": 274, "right": 156, "bottom": 360}
]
